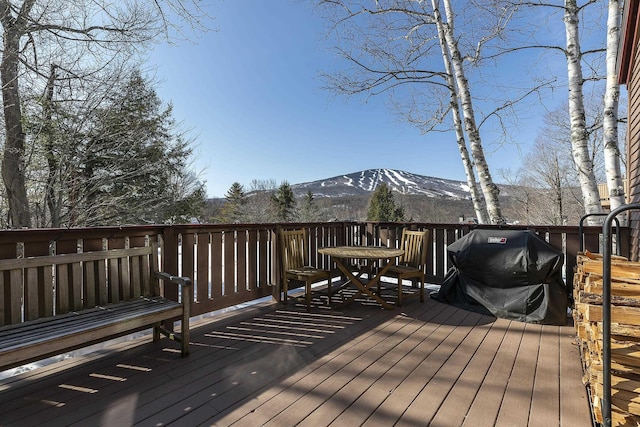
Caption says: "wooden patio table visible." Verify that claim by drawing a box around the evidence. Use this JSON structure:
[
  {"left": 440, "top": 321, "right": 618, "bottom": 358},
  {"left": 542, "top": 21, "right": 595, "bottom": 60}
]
[{"left": 318, "top": 246, "right": 404, "bottom": 310}]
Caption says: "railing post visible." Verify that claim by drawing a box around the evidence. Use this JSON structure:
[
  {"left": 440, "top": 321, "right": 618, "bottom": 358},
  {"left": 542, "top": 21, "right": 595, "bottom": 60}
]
[
  {"left": 162, "top": 225, "right": 179, "bottom": 276},
  {"left": 272, "top": 225, "right": 281, "bottom": 302}
]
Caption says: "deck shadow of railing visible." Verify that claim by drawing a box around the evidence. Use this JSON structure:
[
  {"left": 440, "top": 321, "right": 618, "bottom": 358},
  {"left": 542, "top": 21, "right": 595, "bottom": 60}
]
[
  {"left": 184, "top": 295, "right": 501, "bottom": 425},
  {"left": 0, "top": 286, "right": 586, "bottom": 425}
]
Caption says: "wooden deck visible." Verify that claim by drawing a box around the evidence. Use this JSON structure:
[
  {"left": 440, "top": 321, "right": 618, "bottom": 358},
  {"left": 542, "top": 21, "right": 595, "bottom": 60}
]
[{"left": 0, "top": 294, "right": 592, "bottom": 426}]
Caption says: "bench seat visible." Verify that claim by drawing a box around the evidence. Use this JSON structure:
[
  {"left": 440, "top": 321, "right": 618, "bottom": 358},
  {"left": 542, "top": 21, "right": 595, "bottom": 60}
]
[{"left": 0, "top": 296, "right": 184, "bottom": 371}]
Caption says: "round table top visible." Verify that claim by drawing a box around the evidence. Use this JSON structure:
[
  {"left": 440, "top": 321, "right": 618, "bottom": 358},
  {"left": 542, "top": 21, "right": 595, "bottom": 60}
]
[{"left": 318, "top": 246, "right": 404, "bottom": 259}]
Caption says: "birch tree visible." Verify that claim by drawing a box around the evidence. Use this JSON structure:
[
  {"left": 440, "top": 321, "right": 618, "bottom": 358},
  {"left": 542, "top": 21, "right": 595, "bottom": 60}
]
[
  {"left": 505, "top": 0, "right": 611, "bottom": 217},
  {"left": 602, "top": 0, "right": 624, "bottom": 212},
  {"left": 564, "top": 0, "right": 602, "bottom": 216},
  {"left": 317, "top": 0, "right": 515, "bottom": 223},
  {"left": 506, "top": 88, "right": 615, "bottom": 224},
  {"left": 431, "top": 0, "right": 488, "bottom": 224},
  {"left": 440, "top": 0, "right": 504, "bottom": 224},
  {"left": 0, "top": 0, "right": 208, "bottom": 228}
]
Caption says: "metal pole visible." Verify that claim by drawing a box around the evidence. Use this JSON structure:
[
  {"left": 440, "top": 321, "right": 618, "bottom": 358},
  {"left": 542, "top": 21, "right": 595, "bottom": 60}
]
[{"left": 579, "top": 213, "right": 620, "bottom": 254}]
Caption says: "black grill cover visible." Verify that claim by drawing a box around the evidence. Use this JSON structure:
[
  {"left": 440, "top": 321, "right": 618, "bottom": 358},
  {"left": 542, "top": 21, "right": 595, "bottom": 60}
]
[{"left": 433, "top": 229, "right": 567, "bottom": 325}]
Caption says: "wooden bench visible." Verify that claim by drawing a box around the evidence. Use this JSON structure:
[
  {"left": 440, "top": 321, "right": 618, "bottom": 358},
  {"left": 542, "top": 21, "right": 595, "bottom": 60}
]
[{"left": 0, "top": 245, "right": 191, "bottom": 372}]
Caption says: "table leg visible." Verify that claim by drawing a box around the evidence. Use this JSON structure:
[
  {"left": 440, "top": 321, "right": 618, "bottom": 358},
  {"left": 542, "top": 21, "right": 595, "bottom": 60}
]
[{"left": 333, "top": 259, "right": 395, "bottom": 310}]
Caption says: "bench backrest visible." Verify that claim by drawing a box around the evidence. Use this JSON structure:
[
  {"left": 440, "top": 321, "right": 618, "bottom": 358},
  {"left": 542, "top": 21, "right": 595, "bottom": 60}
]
[{"left": 0, "top": 246, "right": 159, "bottom": 327}]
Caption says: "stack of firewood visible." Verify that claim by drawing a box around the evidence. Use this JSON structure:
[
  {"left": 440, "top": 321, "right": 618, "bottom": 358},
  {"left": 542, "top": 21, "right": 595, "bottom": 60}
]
[{"left": 573, "top": 251, "right": 640, "bottom": 426}]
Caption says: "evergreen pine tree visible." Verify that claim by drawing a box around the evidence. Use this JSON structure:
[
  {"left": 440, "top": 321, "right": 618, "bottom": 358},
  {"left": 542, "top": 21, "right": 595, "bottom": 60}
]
[
  {"left": 367, "top": 183, "right": 405, "bottom": 222},
  {"left": 272, "top": 181, "right": 296, "bottom": 222},
  {"left": 76, "top": 70, "right": 206, "bottom": 225},
  {"left": 219, "top": 182, "right": 246, "bottom": 223},
  {"left": 297, "top": 191, "right": 320, "bottom": 222}
]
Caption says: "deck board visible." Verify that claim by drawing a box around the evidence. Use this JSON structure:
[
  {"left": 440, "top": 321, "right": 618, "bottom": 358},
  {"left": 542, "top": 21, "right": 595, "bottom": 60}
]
[
  {"left": 261, "top": 309, "right": 418, "bottom": 426},
  {"left": 461, "top": 319, "right": 526, "bottom": 427},
  {"left": 0, "top": 296, "right": 593, "bottom": 427},
  {"left": 394, "top": 311, "right": 489, "bottom": 427},
  {"left": 495, "top": 322, "right": 541, "bottom": 426},
  {"left": 327, "top": 304, "right": 451, "bottom": 426},
  {"left": 361, "top": 304, "right": 475, "bottom": 426},
  {"left": 529, "top": 324, "right": 561, "bottom": 427},
  {"left": 559, "top": 321, "right": 593, "bottom": 426},
  {"left": 430, "top": 315, "right": 510, "bottom": 426},
  {"left": 299, "top": 302, "right": 442, "bottom": 427}
]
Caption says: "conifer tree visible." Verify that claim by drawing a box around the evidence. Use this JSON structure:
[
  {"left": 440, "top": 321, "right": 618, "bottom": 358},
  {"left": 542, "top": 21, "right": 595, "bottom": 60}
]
[
  {"left": 0, "top": 0, "right": 209, "bottom": 228},
  {"left": 367, "top": 183, "right": 405, "bottom": 222},
  {"left": 272, "top": 181, "right": 296, "bottom": 222},
  {"left": 297, "top": 191, "right": 321, "bottom": 222},
  {"left": 219, "top": 182, "right": 246, "bottom": 223},
  {"left": 70, "top": 70, "right": 206, "bottom": 225}
]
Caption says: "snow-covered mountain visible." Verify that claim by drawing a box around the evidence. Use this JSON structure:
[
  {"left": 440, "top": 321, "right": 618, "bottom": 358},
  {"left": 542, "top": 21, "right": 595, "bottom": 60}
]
[{"left": 292, "top": 169, "right": 472, "bottom": 199}]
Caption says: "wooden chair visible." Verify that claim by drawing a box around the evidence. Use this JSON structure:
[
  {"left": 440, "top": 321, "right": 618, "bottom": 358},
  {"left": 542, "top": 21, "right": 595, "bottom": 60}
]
[
  {"left": 279, "top": 228, "right": 333, "bottom": 310},
  {"left": 385, "top": 228, "right": 429, "bottom": 306}
]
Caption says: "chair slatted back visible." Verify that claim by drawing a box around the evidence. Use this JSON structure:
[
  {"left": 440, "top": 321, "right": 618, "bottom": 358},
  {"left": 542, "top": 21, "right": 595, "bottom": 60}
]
[
  {"left": 399, "top": 229, "right": 429, "bottom": 268},
  {"left": 280, "top": 229, "right": 309, "bottom": 271}
]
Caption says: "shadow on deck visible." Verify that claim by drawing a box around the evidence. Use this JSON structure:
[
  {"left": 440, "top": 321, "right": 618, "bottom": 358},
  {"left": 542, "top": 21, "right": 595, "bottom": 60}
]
[{"left": 0, "top": 294, "right": 592, "bottom": 426}]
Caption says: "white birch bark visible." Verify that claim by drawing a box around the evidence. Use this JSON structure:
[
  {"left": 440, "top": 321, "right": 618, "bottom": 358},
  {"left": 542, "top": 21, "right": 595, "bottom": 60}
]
[
  {"left": 441, "top": 0, "right": 505, "bottom": 224},
  {"left": 431, "top": 0, "right": 488, "bottom": 224},
  {"left": 564, "top": 0, "right": 603, "bottom": 217},
  {"left": 603, "top": 0, "right": 625, "bottom": 214}
]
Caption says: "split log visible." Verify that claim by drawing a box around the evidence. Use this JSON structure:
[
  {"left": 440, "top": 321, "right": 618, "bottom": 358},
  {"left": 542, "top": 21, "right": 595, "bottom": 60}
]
[
  {"left": 573, "top": 253, "right": 640, "bottom": 424},
  {"left": 579, "top": 292, "right": 640, "bottom": 308}
]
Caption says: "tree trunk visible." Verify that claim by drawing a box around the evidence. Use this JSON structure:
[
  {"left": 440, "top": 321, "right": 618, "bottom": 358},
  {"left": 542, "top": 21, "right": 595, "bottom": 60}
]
[
  {"left": 441, "top": 0, "right": 505, "bottom": 224},
  {"left": 432, "top": 0, "right": 488, "bottom": 224},
  {"left": 603, "top": 0, "right": 625, "bottom": 215},
  {"left": 564, "top": 0, "right": 602, "bottom": 218},
  {"left": 0, "top": 1, "right": 32, "bottom": 228},
  {"left": 553, "top": 155, "right": 564, "bottom": 224},
  {"left": 44, "top": 65, "right": 62, "bottom": 228}
]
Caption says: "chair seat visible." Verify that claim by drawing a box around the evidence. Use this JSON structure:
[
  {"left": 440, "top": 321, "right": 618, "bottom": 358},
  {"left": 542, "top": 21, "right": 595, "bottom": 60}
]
[
  {"left": 387, "top": 264, "right": 422, "bottom": 276},
  {"left": 286, "top": 267, "right": 331, "bottom": 281}
]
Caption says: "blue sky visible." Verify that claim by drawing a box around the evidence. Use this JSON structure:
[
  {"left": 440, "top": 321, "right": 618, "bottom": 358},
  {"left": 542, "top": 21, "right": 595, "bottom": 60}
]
[{"left": 146, "top": 0, "right": 574, "bottom": 198}]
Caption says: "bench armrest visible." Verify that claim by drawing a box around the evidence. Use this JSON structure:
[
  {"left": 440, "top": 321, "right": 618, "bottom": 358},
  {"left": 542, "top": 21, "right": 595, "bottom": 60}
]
[
  {"left": 153, "top": 271, "right": 191, "bottom": 357},
  {"left": 154, "top": 271, "right": 193, "bottom": 288},
  {"left": 154, "top": 271, "right": 193, "bottom": 310}
]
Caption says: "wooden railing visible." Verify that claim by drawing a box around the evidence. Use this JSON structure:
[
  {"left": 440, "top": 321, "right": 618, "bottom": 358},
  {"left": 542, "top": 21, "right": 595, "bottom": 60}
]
[
  {"left": 0, "top": 221, "right": 627, "bottom": 322},
  {"left": 160, "top": 222, "right": 350, "bottom": 316}
]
